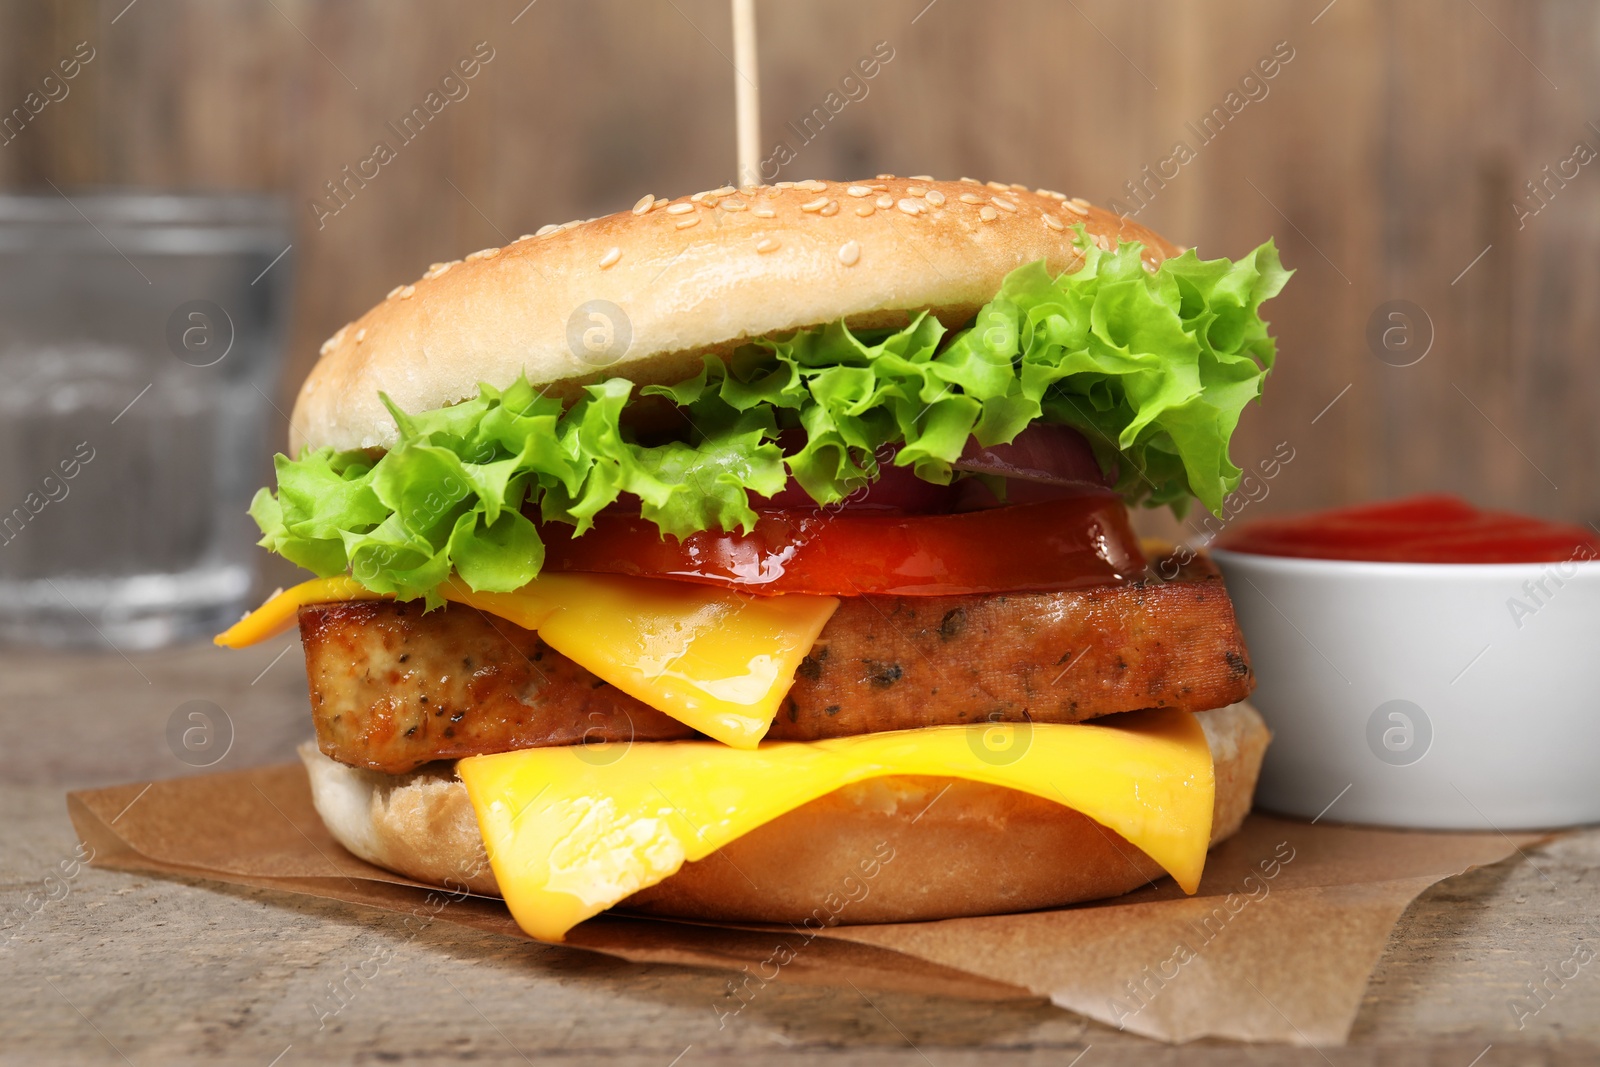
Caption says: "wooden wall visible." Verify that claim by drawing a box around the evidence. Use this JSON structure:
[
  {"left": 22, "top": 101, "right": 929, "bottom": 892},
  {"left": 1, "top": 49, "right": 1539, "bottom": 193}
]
[{"left": 2, "top": 0, "right": 1596, "bottom": 533}]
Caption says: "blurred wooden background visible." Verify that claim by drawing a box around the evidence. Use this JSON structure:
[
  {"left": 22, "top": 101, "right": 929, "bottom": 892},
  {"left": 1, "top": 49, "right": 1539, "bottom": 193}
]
[{"left": 2, "top": 0, "right": 1596, "bottom": 535}]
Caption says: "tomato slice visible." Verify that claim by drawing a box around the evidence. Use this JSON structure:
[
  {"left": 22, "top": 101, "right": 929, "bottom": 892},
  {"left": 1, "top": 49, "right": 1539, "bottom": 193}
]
[{"left": 540, "top": 493, "right": 1148, "bottom": 596}]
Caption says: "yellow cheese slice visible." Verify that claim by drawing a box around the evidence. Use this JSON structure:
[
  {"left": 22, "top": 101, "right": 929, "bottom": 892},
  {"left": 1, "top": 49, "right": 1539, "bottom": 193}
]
[
  {"left": 458, "top": 709, "right": 1215, "bottom": 942},
  {"left": 514, "top": 578, "right": 834, "bottom": 749},
  {"left": 215, "top": 575, "right": 838, "bottom": 748},
  {"left": 215, "top": 577, "right": 384, "bottom": 645}
]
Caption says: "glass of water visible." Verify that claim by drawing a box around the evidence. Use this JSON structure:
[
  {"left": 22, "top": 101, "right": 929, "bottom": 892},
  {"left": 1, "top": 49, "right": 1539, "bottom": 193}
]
[{"left": 0, "top": 192, "right": 292, "bottom": 649}]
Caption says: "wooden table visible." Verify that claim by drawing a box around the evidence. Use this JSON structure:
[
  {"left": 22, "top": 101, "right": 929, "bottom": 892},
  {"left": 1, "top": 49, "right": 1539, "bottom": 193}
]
[{"left": 3, "top": 639, "right": 1597, "bottom": 1065}]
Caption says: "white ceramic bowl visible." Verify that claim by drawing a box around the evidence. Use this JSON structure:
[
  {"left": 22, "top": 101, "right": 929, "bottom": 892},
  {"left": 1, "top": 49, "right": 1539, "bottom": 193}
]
[{"left": 1209, "top": 548, "right": 1600, "bottom": 829}]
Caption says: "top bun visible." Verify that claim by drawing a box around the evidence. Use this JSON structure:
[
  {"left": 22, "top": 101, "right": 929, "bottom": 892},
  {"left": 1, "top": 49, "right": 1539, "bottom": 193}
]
[{"left": 290, "top": 176, "right": 1182, "bottom": 454}]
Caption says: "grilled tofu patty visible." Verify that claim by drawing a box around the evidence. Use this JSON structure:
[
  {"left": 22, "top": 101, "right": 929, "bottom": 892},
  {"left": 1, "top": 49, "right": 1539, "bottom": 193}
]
[{"left": 301, "top": 554, "right": 1252, "bottom": 773}]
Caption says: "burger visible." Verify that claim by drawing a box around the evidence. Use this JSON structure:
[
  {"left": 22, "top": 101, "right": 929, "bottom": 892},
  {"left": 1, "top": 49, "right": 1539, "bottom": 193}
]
[{"left": 219, "top": 176, "right": 1287, "bottom": 942}]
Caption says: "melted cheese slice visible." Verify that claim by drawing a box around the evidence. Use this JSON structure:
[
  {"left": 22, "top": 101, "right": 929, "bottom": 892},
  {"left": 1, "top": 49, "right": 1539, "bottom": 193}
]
[
  {"left": 458, "top": 709, "right": 1215, "bottom": 942},
  {"left": 215, "top": 575, "right": 838, "bottom": 748}
]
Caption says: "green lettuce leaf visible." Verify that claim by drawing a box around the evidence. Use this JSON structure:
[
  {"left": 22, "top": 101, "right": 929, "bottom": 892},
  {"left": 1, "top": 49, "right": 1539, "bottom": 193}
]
[{"left": 251, "top": 232, "right": 1288, "bottom": 602}]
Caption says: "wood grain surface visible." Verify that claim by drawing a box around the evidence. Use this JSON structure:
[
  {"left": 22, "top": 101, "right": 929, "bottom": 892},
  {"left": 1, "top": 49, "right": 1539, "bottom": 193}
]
[
  {"left": 2, "top": 639, "right": 1599, "bottom": 1064},
  {"left": 2, "top": 0, "right": 1596, "bottom": 541}
]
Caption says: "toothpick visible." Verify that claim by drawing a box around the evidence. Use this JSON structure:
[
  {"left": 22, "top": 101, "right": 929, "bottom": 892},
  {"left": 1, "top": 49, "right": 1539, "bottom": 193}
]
[{"left": 732, "top": 0, "right": 760, "bottom": 187}]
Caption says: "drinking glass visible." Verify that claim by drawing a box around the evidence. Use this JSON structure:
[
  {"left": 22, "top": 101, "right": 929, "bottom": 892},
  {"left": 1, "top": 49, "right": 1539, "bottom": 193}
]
[{"left": 0, "top": 191, "right": 292, "bottom": 649}]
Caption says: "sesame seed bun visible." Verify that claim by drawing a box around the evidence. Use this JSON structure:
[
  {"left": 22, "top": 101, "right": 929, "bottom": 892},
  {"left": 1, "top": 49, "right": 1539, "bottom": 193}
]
[
  {"left": 290, "top": 177, "right": 1182, "bottom": 455},
  {"left": 297, "top": 702, "right": 1268, "bottom": 926}
]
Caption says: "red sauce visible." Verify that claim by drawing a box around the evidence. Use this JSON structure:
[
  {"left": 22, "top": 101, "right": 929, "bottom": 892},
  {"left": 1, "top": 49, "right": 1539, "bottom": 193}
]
[{"left": 1215, "top": 494, "right": 1600, "bottom": 564}]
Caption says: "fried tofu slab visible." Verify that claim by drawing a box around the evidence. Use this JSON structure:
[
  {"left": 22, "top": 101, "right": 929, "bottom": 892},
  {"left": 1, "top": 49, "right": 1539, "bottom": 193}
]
[{"left": 301, "top": 555, "right": 1252, "bottom": 773}]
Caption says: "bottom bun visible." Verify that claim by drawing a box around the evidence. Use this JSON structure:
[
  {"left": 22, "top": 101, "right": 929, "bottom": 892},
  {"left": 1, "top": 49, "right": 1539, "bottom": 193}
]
[{"left": 300, "top": 702, "right": 1269, "bottom": 924}]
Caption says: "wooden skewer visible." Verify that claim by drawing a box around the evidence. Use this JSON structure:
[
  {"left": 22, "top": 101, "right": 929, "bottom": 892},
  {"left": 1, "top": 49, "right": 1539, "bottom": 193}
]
[{"left": 731, "top": 0, "right": 760, "bottom": 188}]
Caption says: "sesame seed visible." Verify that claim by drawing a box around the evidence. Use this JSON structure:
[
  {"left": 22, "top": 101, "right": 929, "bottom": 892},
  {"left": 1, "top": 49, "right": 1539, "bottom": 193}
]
[
  {"left": 712, "top": 185, "right": 736, "bottom": 196},
  {"left": 800, "top": 196, "right": 829, "bottom": 212},
  {"left": 399, "top": 284, "right": 416, "bottom": 299},
  {"left": 910, "top": 174, "right": 933, "bottom": 181},
  {"left": 387, "top": 284, "right": 405, "bottom": 300},
  {"left": 632, "top": 194, "right": 656, "bottom": 214},
  {"left": 559, "top": 221, "right": 581, "bottom": 231},
  {"left": 924, "top": 189, "right": 946, "bottom": 206},
  {"left": 1095, "top": 234, "right": 1114, "bottom": 251},
  {"left": 855, "top": 204, "right": 875, "bottom": 217},
  {"left": 752, "top": 205, "right": 776, "bottom": 218},
  {"left": 875, "top": 173, "right": 896, "bottom": 180},
  {"left": 958, "top": 192, "right": 984, "bottom": 205},
  {"left": 319, "top": 338, "right": 336, "bottom": 355},
  {"left": 979, "top": 206, "right": 998, "bottom": 222},
  {"left": 690, "top": 190, "right": 709, "bottom": 202},
  {"left": 798, "top": 179, "right": 828, "bottom": 192},
  {"left": 1061, "top": 199, "right": 1089, "bottom": 216},
  {"left": 992, "top": 197, "right": 1018, "bottom": 212},
  {"left": 897, "top": 199, "right": 923, "bottom": 215},
  {"left": 675, "top": 215, "right": 699, "bottom": 230},
  {"left": 1043, "top": 214, "right": 1065, "bottom": 231},
  {"left": 875, "top": 194, "right": 895, "bottom": 209},
  {"left": 819, "top": 200, "right": 840, "bottom": 216},
  {"left": 355, "top": 328, "right": 367, "bottom": 343},
  {"left": 515, "top": 234, "right": 535, "bottom": 242},
  {"left": 959, "top": 176, "right": 980, "bottom": 184},
  {"left": 756, "top": 237, "right": 780, "bottom": 253},
  {"left": 536, "top": 223, "right": 560, "bottom": 237},
  {"left": 907, "top": 185, "right": 928, "bottom": 197},
  {"left": 1009, "top": 183, "right": 1028, "bottom": 191},
  {"left": 838, "top": 240, "right": 861, "bottom": 266},
  {"left": 599, "top": 247, "right": 621, "bottom": 268},
  {"left": 987, "top": 180, "right": 1009, "bottom": 190},
  {"left": 847, "top": 185, "right": 874, "bottom": 197},
  {"left": 1070, "top": 197, "right": 1091, "bottom": 208},
  {"left": 666, "top": 202, "right": 695, "bottom": 215},
  {"left": 775, "top": 181, "right": 796, "bottom": 189},
  {"left": 721, "top": 199, "right": 748, "bottom": 212},
  {"left": 428, "top": 262, "right": 446, "bottom": 272},
  {"left": 481, "top": 247, "right": 501, "bottom": 258}
]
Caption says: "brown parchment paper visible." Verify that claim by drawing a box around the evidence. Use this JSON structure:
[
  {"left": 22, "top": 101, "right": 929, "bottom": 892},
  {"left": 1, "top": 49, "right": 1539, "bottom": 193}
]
[{"left": 67, "top": 763, "right": 1538, "bottom": 1045}]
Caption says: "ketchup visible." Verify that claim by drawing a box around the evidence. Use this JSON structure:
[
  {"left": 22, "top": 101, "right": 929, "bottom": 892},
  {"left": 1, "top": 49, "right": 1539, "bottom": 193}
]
[{"left": 1215, "top": 494, "right": 1600, "bottom": 564}]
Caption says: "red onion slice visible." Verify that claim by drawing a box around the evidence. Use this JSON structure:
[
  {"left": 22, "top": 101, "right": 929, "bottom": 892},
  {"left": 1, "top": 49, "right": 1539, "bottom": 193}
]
[
  {"left": 952, "top": 423, "right": 1112, "bottom": 488},
  {"left": 753, "top": 424, "right": 1113, "bottom": 514},
  {"left": 755, "top": 458, "right": 958, "bottom": 512}
]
